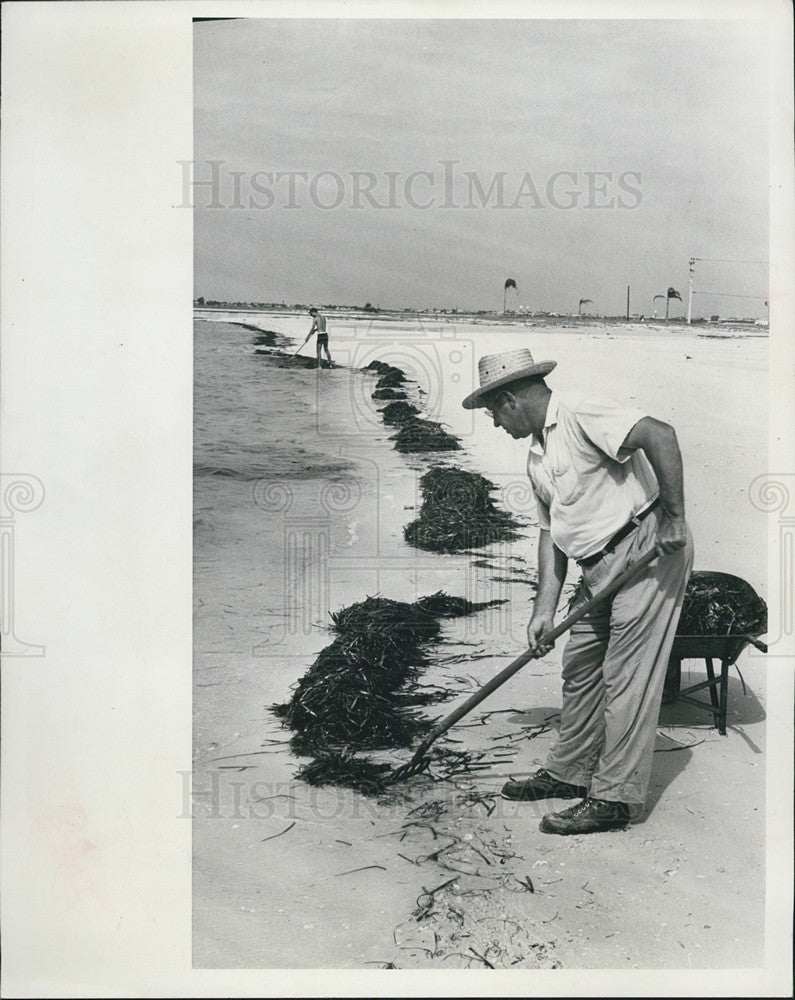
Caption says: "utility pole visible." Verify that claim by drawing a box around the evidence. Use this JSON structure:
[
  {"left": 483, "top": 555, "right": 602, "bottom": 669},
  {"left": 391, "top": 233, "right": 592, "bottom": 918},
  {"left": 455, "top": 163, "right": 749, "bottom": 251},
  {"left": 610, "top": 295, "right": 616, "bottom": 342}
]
[
  {"left": 626, "top": 285, "right": 630, "bottom": 321},
  {"left": 686, "top": 257, "right": 696, "bottom": 324}
]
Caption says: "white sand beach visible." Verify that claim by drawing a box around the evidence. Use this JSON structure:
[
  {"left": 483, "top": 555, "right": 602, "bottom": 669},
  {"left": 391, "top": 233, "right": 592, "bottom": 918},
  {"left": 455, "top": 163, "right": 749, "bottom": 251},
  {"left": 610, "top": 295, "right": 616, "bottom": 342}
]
[{"left": 193, "top": 311, "right": 769, "bottom": 970}]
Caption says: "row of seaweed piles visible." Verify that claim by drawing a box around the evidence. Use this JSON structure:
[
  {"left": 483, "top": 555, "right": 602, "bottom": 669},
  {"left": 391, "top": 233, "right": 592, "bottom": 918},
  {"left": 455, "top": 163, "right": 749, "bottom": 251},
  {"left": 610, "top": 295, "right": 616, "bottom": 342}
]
[
  {"left": 364, "top": 360, "right": 408, "bottom": 391},
  {"left": 365, "top": 360, "right": 461, "bottom": 452},
  {"left": 676, "top": 571, "right": 767, "bottom": 637},
  {"left": 364, "top": 361, "right": 408, "bottom": 399},
  {"left": 272, "top": 592, "right": 503, "bottom": 794},
  {"left": 404, "top": 466, "right": 523, "bottom": 553}
]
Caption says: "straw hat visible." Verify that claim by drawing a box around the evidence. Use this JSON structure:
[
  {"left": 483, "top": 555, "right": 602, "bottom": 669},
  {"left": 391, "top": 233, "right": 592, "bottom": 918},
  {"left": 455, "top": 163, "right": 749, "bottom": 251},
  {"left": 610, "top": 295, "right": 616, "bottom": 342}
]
[{"left": 462, "top": 348, "right": 556, "bottom": 409}]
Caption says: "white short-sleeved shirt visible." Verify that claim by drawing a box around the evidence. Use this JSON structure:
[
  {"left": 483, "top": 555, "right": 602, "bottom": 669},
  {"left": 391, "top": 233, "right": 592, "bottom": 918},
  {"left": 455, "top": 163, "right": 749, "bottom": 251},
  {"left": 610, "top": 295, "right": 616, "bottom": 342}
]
[{"left": 527, "top": 390, "right": 659, "bottom": 560}]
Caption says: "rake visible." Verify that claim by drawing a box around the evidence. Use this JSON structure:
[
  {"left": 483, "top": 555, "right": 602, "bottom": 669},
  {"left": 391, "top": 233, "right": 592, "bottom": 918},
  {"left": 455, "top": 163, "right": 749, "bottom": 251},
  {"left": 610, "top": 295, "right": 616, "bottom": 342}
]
[{"left": 383, "top": 547, "right": 661, "bottom": 785}]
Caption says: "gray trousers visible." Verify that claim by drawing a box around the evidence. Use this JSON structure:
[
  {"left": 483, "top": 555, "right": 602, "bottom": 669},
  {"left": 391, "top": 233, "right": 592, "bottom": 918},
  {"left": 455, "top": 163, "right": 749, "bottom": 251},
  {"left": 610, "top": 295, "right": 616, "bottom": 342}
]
[{"left": 545, "top": 508, "right": 694, "bottom": 805}]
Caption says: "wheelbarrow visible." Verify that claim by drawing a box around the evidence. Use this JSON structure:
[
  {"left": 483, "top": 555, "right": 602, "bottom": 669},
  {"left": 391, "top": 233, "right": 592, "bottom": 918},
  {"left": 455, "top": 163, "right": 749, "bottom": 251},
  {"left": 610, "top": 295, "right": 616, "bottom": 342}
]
[{"left": 662, "top": 571, "right": 767, "bottom": 735}]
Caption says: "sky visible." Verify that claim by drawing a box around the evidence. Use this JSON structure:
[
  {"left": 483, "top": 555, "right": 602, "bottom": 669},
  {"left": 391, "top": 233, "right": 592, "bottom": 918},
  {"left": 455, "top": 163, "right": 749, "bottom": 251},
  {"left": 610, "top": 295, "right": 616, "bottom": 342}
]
[{"left": 193, "top": 17, "right": 769, "bottom": 317}]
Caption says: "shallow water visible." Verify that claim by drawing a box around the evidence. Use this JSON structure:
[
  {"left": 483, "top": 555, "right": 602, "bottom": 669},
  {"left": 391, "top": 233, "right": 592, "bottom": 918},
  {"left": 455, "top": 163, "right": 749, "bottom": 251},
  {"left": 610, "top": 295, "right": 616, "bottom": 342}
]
[{"left": 195, "top": 309, "right": 768, "bottom": 587}]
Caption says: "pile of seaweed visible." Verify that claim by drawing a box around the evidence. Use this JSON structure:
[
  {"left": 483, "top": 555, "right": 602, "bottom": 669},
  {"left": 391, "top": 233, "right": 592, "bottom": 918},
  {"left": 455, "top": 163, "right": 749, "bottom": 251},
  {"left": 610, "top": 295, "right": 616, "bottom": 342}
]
[
  {"left": 391, "top": 419, "right": 461, "bottom": 453},
  {"left": 404, "top": 466, "right": 522, "bottom": 553},
  {"left": 676, "top": 571, "right": 767, "bottom": 637},
  {"left": 254, "top": 347, "right": 332, "bottom": 369},
  {"left": 372, "top": 387, "right": 407, "bottom": 400},
  {"left": 364, "top": 358, "right": 462, "bottom": 452},
  {"left": 380, "top": 400, "right": 420, "bottom": 426},
  {"left": 364, "top": 360, "right": 409, "bottom": 390},
  {"left": 272, "top": 592, "right": 504, "bottom": 794}
]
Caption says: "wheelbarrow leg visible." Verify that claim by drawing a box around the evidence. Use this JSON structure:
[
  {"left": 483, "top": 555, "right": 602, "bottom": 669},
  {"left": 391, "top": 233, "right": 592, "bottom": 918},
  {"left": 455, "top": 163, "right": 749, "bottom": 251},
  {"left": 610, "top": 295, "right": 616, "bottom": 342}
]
[
  {"left": 664, "top": 655, "right": 681, "bottom": 702},
  {"left": 718, "top": 658, "right": 730, "bottom": 736},
  {"left": 705, "top": 657, "right": 720, "bottom": 722}
]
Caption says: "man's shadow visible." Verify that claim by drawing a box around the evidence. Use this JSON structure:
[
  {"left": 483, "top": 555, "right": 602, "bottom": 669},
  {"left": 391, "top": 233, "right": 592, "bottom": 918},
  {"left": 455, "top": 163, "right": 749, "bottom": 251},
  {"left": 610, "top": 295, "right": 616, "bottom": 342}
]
[
  {"left": 646, "top": 671, "right": 766, "bottom": 818},
  {"left": 499, "top": 670, "right": 766, "bottom": 820},
  {"left": 660, "top": 668, "right": 766, "bottom": 741}
]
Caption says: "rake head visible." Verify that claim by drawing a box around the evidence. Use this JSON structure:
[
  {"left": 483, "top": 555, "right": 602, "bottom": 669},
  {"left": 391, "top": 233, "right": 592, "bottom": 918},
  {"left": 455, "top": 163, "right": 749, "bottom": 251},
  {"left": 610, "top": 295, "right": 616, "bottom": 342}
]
[{"left": 382, "top": 753, "right": 432, "bottom": 786}]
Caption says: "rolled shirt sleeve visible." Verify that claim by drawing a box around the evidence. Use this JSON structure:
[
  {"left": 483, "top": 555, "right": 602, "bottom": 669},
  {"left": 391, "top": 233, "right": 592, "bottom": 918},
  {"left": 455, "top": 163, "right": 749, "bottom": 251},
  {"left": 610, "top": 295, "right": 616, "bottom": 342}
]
[
  {"left": 575, "top": 396, "right": 649, "bottom": 463},
  {"left": 524, "top": 390, "right": 659, "bottom": 560}
]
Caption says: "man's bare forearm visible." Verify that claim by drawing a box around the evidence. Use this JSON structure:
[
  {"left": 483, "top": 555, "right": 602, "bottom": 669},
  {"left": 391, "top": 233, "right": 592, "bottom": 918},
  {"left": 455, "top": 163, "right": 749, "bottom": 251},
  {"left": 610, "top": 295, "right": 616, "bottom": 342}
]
[
  {"left": 642, "top": 428, "right": 683, "bottom": 517},
  {"left": 620, "top": 415, "right": 687, "bottom": 552},
  {"left": 535, "top": 528, "right": 568, "bottom": 615},
  {"left": 621, "top": 416, "right": 684, "bottom": 516}
]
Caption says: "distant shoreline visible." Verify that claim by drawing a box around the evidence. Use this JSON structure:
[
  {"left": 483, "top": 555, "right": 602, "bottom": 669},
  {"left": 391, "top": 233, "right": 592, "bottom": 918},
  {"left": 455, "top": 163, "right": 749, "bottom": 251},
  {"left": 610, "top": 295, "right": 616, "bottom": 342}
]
[{"left": 194, "top": 305, "right": 769, "bottom": 336}]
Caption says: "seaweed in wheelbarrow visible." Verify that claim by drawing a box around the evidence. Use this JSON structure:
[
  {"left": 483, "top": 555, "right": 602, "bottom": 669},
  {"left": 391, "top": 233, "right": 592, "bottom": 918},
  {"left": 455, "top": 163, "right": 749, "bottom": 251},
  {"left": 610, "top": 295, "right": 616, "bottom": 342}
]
[{"left": 676, "top": 571, "right": 767, "bottom": 637}]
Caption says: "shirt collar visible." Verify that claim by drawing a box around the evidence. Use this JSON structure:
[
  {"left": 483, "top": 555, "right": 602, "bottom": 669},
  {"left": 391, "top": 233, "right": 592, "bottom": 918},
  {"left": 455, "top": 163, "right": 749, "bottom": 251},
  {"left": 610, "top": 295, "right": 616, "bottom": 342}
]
[{"left": 529, "top": 390, "right": 559, "bottom": 454}]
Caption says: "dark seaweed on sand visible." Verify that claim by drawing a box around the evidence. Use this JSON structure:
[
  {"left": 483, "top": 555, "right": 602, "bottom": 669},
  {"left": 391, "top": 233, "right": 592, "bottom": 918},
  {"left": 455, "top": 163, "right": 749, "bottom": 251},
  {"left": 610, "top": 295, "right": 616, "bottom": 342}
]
[
  {"left": 274, "top": 599, "right": 440, "bottom": 752},
  {"left": 380, "top": 401, "right": 420, "bottom": 426},
  {"left": 390, "top": 419, "right": 461, "bottom": 453},
  {"left": 375, "top": 367, "right": 408, "bottom": 389},
  {"left": 330, "top": 595, "right": 441, "bottom": 643},
  {"left": 295, "top": 752, "right": 392, "bottom": 796},
  {"left": 273, "top": 592, "right": 503, "bottom": 792},
  {"left": 254, "top": 348, "right": 332, "bottom": 369},
  {"left": 232, "top": 323, "right": 290, "bottom": 348},
  {"left": 365, "top": 363, "right": 460, "bottom": 451},
  {"left": 404, "top": 466, "right": 522, "bottom": 552},
  {"left": 372, "top": 387, "right": 407, "bottom": 400},
  {"left": 415, "top": 591, "right": 508, "bottom": 618},
  {"left": 248, "top": 329, "right": 291, "bottom": 348},
  {"left": 676, "top": 571, "right": 767, "bottom": 637}
]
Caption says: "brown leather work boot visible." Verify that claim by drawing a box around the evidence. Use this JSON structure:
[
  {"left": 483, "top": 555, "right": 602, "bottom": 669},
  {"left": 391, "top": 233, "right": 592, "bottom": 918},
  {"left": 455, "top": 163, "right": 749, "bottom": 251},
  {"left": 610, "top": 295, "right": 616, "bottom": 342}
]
[
  {"left": 501, "top": 768, "right": 589, "bottom": 802},
  {"left": 540, "top": 796, "right": 631, "bottom": 835}
]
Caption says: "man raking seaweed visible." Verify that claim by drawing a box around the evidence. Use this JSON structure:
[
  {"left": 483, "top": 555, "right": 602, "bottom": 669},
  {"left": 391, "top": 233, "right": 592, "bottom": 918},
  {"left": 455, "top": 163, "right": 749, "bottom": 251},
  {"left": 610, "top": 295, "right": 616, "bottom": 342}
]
[
  {"left": 294, "top": 308, "right": 333, "bottom": 369},
  {"left": 392, "top": 348, "right": 692, "bottom": 837}
]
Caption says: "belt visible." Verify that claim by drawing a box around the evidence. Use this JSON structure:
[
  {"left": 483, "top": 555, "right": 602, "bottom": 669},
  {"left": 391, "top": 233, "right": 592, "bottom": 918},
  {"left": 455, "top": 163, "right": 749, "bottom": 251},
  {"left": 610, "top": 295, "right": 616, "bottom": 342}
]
[{"left": 576, "top": 498, "right": 660, "bottom": 568}]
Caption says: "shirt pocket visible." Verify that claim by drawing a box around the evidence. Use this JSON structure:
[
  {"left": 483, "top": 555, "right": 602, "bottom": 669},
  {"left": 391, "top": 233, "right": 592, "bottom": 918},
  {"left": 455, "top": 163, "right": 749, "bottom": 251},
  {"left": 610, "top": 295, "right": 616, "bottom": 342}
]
[{"left": 547, "top": 442, "right": 586, "bottom": 506}]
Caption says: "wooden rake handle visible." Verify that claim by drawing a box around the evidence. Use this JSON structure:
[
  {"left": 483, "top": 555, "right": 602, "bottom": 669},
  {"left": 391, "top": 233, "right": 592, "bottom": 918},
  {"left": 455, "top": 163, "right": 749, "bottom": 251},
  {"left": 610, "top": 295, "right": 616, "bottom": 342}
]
[{"left": 405, "top": 548, "right": 661, "bottom": 764}]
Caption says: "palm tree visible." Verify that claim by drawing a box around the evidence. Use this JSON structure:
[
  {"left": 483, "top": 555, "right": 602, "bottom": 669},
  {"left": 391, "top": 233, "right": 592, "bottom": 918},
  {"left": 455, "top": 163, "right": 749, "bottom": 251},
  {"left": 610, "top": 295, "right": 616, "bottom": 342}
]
[
  {"left": 666, "top": 287, "right": 682, "bottom": 321},
  {"left": 578, "top": 298, "right": 593, "bottom": 316},
  {"left": 503, "top": 278, "right": 517, "bottom": 314}
]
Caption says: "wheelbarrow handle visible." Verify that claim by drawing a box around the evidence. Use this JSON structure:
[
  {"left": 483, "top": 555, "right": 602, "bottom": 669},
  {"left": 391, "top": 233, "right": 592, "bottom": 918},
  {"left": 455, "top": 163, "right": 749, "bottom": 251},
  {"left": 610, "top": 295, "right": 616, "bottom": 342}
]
[
  {"left": 409, "top": 548, "right": 661, "bottom": 758},
  {"left": 741, "top": 633, "right": 767, "bottom": 653}
]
